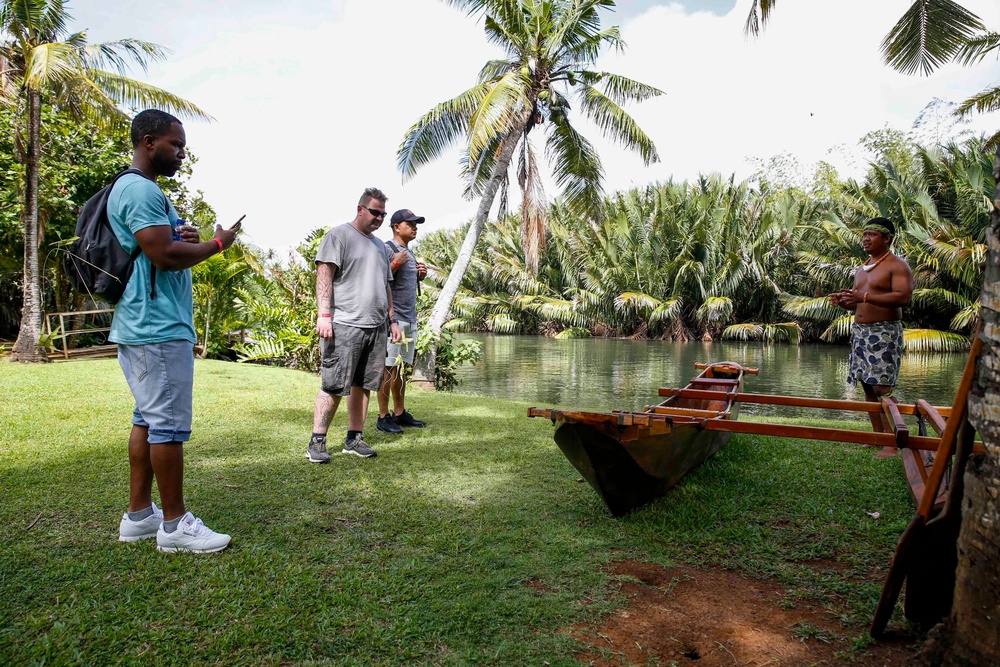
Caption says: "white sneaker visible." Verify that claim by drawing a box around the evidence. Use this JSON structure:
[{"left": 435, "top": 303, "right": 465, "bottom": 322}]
[
  {"left": 119, "top": 502, "right": 164, "bottom": 542},
  {"left": 156, "top": 512, "right": 232, "bottom": 554}
]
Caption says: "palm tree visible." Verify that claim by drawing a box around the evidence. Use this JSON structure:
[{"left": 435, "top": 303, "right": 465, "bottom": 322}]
[
  {"left": 397, "top": 0, "right": 662, "bottom": 378},
  {"left": 747, "top": 3, "right": 1000, "bottom": 662},
  {"left": 1, "top": 0, "right": 209, "bottom": 362}
]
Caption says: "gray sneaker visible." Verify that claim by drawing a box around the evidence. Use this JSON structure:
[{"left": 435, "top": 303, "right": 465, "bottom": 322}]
[
  {"left": 306, "top": 435, "right": 331, "bottom": 463},
  {"left": 343, "top": 436, "right": 377, "bottom": 458}
]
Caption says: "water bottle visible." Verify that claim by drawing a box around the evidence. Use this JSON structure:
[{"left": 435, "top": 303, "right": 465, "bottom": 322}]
[{"left": 172, "top": 218, "right": 188, "bottom": 241}]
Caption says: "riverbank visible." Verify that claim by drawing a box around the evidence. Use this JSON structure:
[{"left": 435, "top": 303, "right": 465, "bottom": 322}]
[{"left": 1, "top": 359, "right": 922, "bottom": 665}]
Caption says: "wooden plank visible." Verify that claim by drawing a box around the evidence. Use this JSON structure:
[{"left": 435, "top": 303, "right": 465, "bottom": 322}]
[
  {"left": 871, "top": 335, "right": 983, "bottom": 638},
  {"left": 699, "top": 418, "right": 985, "bottom": 454},
  {"left": 881, "top": 399, "right": 909, "bottom": 448},
  {"left": 915, "top": 399, "right": 947, "bottom": 437},
  {"left": 651, "top": 406, "right": 724, "bottom": 418},
  {"left": 693, "top": 362, "right": 759, "bottom": 375},
  {"left": 915, "top": 335, "right": 982, "bottom": 519},
  {"left": 656, "top": 388, "right": 952, "bottom": 418}
]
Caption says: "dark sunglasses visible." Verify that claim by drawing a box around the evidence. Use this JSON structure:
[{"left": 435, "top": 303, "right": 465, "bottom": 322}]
[{"left": 361, "top": 205, "right": 387, "bottom": 219}]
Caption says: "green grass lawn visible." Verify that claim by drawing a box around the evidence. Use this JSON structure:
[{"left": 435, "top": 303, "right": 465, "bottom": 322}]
[{"left": 0, "top": 359, "right": 916, "bottom": 665}]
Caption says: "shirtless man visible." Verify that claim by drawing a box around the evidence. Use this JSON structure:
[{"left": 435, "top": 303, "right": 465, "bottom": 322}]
[{"left": 830, "top": 217, "right": 913, "bottom": 458}]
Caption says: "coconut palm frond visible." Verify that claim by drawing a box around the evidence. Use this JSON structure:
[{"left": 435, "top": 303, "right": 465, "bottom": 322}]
[
  {"left": 695, "top": 296, "right": 733, "bottom": 326},
  {"left": 903, "top": 328, "right": 971, "bottom": 352},
  {"left": 820, "top": 315, "right": 855, "bottom": 343},
  {"left": 949, "top": 303, "right": 980, "bottom": 331},
  {"left": 486, "top": 312, "right": 518, "bottom": 333},
  {"left": 762, "top": 322, "right": 802, "bottom": 344},
  {"left": 722, "top": 322, "right": 764, "bottom": 341},
  {"left": 743, "top": 0, "right": 776, "bottom": 38},
  {"left": 955, "top": 30, "right": 1000, "bottom": 65},
  {"left": 398, "top": 82, "right": 492, "bottom": 180},
  {"left": 781, "top": 295, "right": 840, "bottom": 321},
  {"left": 648, "top": 298, "right": 681, "bottom": 325},
  {"left": 881, "top": 0, "right": 985, "bottom": 76},
  {"left": 578, "top": 83, "right": 659, "bottom": 165}
]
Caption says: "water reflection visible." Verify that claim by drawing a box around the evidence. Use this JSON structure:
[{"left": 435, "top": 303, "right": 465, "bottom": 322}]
[{"left": 453, "top": 334, "right": 967, "bottom": 422}]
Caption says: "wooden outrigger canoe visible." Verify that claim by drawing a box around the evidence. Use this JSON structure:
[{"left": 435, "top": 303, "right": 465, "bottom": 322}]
[
  {"left": 527, "top": 361, "right": 756, "bottom": 517},
  {"left": 530, "top": 340, "right": 986, "bottom": 637}
]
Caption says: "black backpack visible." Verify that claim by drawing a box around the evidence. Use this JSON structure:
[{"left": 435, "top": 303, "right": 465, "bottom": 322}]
[{"left": 64, "top": 168, "right": 158, "bottom": 304}]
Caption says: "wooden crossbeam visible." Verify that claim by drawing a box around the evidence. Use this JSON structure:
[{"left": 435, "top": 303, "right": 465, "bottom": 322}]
[{"left": 656, "top": 388, "right": 952, "bottom": 418}]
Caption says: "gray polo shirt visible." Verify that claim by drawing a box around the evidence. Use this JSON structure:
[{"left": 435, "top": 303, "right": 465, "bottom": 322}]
[
  {"left": 385, "top": 239, "right": 418, "bottom": 324},
  {"left": 315, "top": 223, "right": 392, "bottom": 328}
]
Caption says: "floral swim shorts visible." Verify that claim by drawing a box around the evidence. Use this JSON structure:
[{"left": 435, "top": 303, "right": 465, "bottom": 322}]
[{"left": 848, "top": 320, "right": 903, "bottom": 388}]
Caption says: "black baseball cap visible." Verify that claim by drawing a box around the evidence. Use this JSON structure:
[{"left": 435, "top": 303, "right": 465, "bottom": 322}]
[{"left": 390, "top": 209, "right": 425, "bottom": 226}]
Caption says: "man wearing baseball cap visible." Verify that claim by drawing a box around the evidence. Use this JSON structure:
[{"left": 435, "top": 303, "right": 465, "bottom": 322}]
[{"left": 377, "top": 209, "right": 428, "bottom": 435}]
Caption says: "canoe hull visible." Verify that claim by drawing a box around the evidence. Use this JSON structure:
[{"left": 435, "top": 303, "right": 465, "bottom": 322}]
[
  {"left": 533, "top": 363, "right": 747, "bottom": 517},
  {"left": 553, "top": 417, "right": 735, "bottom": 517}
]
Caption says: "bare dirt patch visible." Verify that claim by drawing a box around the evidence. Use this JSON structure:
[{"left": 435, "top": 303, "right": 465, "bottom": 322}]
[{"left": 567, "top": 560, "right": 918, "bottom": 666}]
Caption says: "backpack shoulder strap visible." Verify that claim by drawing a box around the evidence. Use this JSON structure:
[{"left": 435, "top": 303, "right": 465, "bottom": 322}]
[{"left": 107, "top": 167, "right": 166, "bottom": 299}]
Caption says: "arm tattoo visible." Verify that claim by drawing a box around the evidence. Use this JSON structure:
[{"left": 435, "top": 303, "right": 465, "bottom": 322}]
[{"left": 317, "top": 263, "right": 334, "bottom": 312}]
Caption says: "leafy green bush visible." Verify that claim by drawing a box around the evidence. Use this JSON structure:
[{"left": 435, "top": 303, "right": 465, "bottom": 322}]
[{"left": 415, "top": 328, "right": 481, "bottom": 391}]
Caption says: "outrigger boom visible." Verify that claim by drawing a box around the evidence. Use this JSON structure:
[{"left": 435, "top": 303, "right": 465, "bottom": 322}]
[{"left": 652, "top": 390, "right": 984, "bottom": 455}]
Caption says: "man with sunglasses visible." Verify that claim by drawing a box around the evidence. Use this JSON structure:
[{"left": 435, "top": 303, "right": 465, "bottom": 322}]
[
  {"left": 376, "top": 209, "right": 428, "bottom": 435},
  {"left": 307, "top": 187, "right": 402, "bottom": 461}
]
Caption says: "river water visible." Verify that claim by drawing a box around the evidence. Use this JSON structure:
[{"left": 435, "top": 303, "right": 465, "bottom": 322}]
[{"left": 452, "top": 334, "right": 968, "bottom": 422}]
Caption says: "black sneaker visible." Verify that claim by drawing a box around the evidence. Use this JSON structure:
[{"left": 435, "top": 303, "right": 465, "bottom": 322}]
[
  {"left": 343, "top": 436, "right": 377, "bottom": 458},
  {"left": 376, "top": 414, "right": 403, "bottom": 435},
  {"left": 395, "top": 410, "right": 426, "bottom": 428},
  {"left": 306, "top": 435, "right": 331, "bottom": 463}
]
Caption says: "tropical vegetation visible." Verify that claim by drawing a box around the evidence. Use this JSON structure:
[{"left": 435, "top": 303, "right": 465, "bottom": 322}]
[
  {"left": 413, "top": 134, "right": 993, "bottom": 352},
  {"left": 1, "top": 0, "right": 208, "bottom": 362}
]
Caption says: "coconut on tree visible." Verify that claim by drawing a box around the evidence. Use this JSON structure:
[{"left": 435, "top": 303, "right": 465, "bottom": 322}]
[
  {"left": 1, "top": 0, "right": 209, "bottom": 362},
  {"left": 397, "top": 0, "right": 663, "bottom": 380}
]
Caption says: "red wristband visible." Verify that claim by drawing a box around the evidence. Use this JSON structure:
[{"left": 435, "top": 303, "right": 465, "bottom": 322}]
[{"left": 213, "top": 238, "right": 224, "bottom": 254}]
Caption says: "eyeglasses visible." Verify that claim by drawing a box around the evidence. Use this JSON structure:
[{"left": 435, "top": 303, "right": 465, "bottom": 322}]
[{"left": 361, "top": 205, "right": 387, "bottom": 219}]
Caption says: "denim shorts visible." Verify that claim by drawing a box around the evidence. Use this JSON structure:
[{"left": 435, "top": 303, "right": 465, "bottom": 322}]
[
  {"left": 118, "top": 341, "right": 194, "bottom": 443},
  {"left": 385, "top": 321, "right": 416, "bottom": 367},
  {"left": 320, "top": 323, "right": 387, "bottom": 395}
]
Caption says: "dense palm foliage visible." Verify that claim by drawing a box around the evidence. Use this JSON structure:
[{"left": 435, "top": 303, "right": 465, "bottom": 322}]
[
  {"left": 1, "top": 0, "right": 208, "bottom": 361},
  {"left": 398, "top": 0, "right": 663, "bottom": 363},
  {"left": 414, "top": 136, "right": 992, "bottom": 351}
]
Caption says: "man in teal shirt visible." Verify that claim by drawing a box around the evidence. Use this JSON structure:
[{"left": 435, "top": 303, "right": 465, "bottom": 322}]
[{"left": 111, "top": 109, "right": 241, "bottom": 553}]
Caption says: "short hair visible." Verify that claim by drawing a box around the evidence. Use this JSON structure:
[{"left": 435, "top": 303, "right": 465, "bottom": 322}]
[
  {"left": 130, "top": 110, "right": 182, "bottom": 147},
  {"left": 864, "top": 216, "right": 895, "bottom": 238},
  {"left": 359, "top": 187, "right": 388, "bottom": 207}
]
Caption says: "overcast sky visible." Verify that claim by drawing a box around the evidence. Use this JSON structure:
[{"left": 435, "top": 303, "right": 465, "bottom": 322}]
[{"left": 69, "top": 0, "right": 1000, "bottom": 254}]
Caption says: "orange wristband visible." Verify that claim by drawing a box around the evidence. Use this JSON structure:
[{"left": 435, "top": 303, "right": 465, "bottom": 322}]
[{"left": 213, "top": 238, "right": 224, "bottom": 254}]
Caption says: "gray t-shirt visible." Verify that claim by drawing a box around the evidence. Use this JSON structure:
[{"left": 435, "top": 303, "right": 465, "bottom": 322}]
[
  {"left": 315, "top": 223, "right": 392, "bottom": 328},
  {"left": 385, "top": 240, "right": 418, "bottom": 324}
]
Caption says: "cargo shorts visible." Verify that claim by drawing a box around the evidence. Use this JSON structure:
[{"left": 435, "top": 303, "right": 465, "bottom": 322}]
[{"left": 320, "top": 323, "right": 387, "bottom": 395}]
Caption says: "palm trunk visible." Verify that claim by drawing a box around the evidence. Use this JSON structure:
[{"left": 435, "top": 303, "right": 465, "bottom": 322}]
[
  {"left": 412, "top": 122, "right": 526, "bottom": 387},
  {"left": 917, "top": 147, "right": 1000, "bottom": 666},
  {"left": 11, "top": 88, "right": 49, "bottom": 363},
  {"left": 203, "top": 295, "right": 212, "bottom": 358}
]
